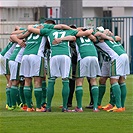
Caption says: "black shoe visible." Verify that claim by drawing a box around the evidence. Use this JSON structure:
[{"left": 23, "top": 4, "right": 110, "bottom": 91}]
[
  {"left": 62, "top": 108, "right": 72, "bottom": 112},
  {"left": 44, "top": 108, "right": 51, "bottom": 112},
  {"left": 67, "top": 103, "right": 72, "bottom": 107},
  {"left": 85, "top": 104, "right": 93, "bottom": 109}
]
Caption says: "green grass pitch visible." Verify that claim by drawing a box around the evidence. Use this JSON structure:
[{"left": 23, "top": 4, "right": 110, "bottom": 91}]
[{"left": 0, "top": 75, "right": 133, "bottom": 133}]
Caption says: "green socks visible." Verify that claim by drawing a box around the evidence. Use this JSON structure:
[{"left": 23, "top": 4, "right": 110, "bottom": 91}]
[
  {"left": 46, "top": 79, "right": 55, "bottom": 109},
  {"left": 62, "top": 80, "right": 70, "bottom": 109},
  {"left": 109, "top": 87, "right": 115, "bottom": 106},
  {"left": 111, "top": 83, "right": 121, "bottom": 108},
  {"left": 41, "top": 80, "right": 47, "bottom": 105},
  {"left": 91, "top": 85, "right": 99, "bottom": 109},
  {"left": 98, "top": 84, "right": 106, "bottom": 106},
  {"left": 24, "top": 86, "right": 32, "bottom": 108},
  {"left": 34, "top": 88, "right": 42, "bottom": 109},
  {"left": 10, "top": 85, "right": 19, "bottom": 107},
  {"left": 120, "top": 83, "right": 127, "bottom": 108},
  {"left": 6, "top": 88, "right": 12, "bottom": 107},
  {"left": 19, "top": 86, "right": 26, "bottom": 104},
  {"left": 75, "top": 86, "right": 83, "bottom": 109}
]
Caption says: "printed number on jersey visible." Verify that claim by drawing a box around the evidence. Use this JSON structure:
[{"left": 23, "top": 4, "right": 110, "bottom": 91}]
[
  {"left": 80, "top": 37, "right": 91, "bottom": 43},
  {"left": 27, "top": 33, "right": 40, "bottom": 40},
  {"left": 53, "top": 31, "right": 66, "bottom": 38}
]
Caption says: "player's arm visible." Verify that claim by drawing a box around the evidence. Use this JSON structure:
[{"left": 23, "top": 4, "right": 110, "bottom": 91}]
[
  {"left": 94, "top": 31, "right": 114, "bottom": 41},
  {"left": 88, "top": 34, "right": 97, "bottom": 42},
  {"left": 11, "top": 30, "right": 26, "bottom": 35},
  {"left": 10, "top": 34, "right": 26, "bottom": 47},
  {"left": 54, "top": 24, "right": 72, "bottom": 30},
  {"left": 115, "top": 36, "right": 121, "bottom": 42},
  {"left": 76, "top": 27, "right": 84, "bottom": 31},
  {"left": 17, "top": 30, "right": 31, "bottom": 39},
  {"left": 52, "top": 36, "right": 76, "bottom": 44},
  {"left": 27, "top": 25, "right": 41, "bottom": 34},
  {"left": 76, "top": 29, "right": 93, "bottom": 37}
]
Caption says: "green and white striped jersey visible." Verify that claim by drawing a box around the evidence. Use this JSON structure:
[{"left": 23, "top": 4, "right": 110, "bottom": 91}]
[
  {"left": 95, "top": 39, "right": 126, "bottom": 61},
  {"left": 76, "top": 36, "right": 98, "bottom": 60},
  {"left": 23, "top": 33, "right": 46, "bottom": 57},
  {"left": 9, "top": 44, "right": 25, "bottom": 63},
  {"left": 40, "top": 28, "right": 78, "bottom": 57},
  {"left": 0, "top": 41, "right": 16, "bottom": 59}
]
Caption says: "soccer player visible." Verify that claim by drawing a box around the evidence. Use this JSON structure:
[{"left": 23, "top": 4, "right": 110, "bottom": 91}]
[
  {"left": 19, "top": 26, "right": 47, "bottom": 112},
  {"left": 0, "top": 26, "right": 25, "bottom": 108},
  {"left": 85, "top": 77, "right": 94, "bottom": 109},
  {"left": 7, "top": 27, "right": 30, "bottom": 111},
  {"left": 94, "top": 27, "right": 130, "bottom": 112},
  {"left": 73, "top": 30, "right": 101, "bottom": 112},
  {"left": 0, "top": 41, "right": 16, "bottom": 108}
]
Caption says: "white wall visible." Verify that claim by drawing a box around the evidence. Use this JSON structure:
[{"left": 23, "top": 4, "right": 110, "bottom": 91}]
[
  {"left": 83, "top": 0, "right": 133, "bottom": 7},
  {"left": 1, "top": 0, "right": 133, "bottom": 8},
  {"left": 0, "top": 0, "right": 60, "bottom": 7},
  {"left": 83, "top": 7, "right": 103, "bottom": 18}
]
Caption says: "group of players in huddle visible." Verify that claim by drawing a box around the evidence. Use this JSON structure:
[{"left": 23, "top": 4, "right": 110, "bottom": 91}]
[{"left": 0, "top": 19, "right": 130, "bottom": 112}]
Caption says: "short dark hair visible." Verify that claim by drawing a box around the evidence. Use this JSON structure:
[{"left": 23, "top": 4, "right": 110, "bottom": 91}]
[
  {"left": 69, "top": 24, "right": 77, "bottom": 29},
  {"left": 44, "top": 19, "right": 56, "bottom": 24}
]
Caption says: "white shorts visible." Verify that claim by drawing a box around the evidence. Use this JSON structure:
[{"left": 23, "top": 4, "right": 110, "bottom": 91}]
[
  {"left": 20, "top": 54, "right": 44, "bottom": 78},
  {"left": 101, "top": 60, "right": 111, "bottom": 77},
  {"left": 76, "top": 56, "right": 101, "bottom": 78},
  {"left": 0, "top": 54, "right": 10, "bottom": 75},
  {"left": 9, "top": 60, "right": 20, "bottom": 80},
  {"left": 110, "top": 54, "right": 130, "bottom": 78},
  {"left": 49, "top": 55, "right": 71, "bottom": 79}
]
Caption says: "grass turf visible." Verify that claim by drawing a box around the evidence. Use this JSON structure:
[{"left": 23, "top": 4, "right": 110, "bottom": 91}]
[{"left": 0, "top": 75, "right": 133, "bottom": 133}]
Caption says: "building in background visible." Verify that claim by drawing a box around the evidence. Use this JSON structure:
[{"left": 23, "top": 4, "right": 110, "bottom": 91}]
[{"left": 0, "top": 0, "right": 133, "bottom": 21}]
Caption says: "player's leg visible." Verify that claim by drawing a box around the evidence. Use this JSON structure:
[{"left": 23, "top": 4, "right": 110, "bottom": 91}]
[
  {"left": 73, "top": 77, "right": 84, "bottom": 112},
  {"left": 67, "top": 61, "right": 76, "bottom": 107},
  {"left": 88, "top": 56, "right": 101, "bottom": 112},
  {"left": 118, "top": 54, "right": 130, "bottom": 111},
  {"left": 41, "top": 56, "right": 48, "bottom": 107},
  {"left": 62, "top": 78, "right": 70, "bottom": 111},
  {"left": 90, "top": 77, "right": 99, "bottom": 112},
  {"left": 8, "top": 61, "right": 21, "bottom": 110},
  {"left": 45, "top": 56, "right": 57, "bottom": 111},
  {"left": 67, "top": 78, "right": 75, "bottom": 107},
  {"left": 85, "top": 77, "right": 93, "bottom": 109},
  {"left": 31, "top": 55, "right": 45, "bottom": 112},
  {"left": 5, "top": 74, "right": 12, "bottom": 108},
  {"left": 110, "top": 77, "right": 122, "bottom": 112},
  {"left": 20, "top": 55, "right": 33, "bottom": 110},
  {"left": 46, "top": 77, "right": 55, "bottom": 111},
  {"left": 0, "top": 57, "right": 12, "bottom": 108},
  {"left": 60, "top": 55, "right": 72, "bottom": 112},
  {"left": 34, "top": 76, "right": 44, "bottom": 111},
  {"left": 118, "top": 76, "right": 127, "bottom": 111},
  {"left": 108, "top": 56, "right": 127, "bottom": 112},
  {"left": 24, "top": 77, "right": 34, "bottom": 111},
  {"left": 41, "top": 71, "right": 47, "bottom": 108},
  {"left": 98, "top": 77, "right": 108, "bottom": 108},
  {"left": 19, "top": 77, "right": 27, "bottom": 110}
]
